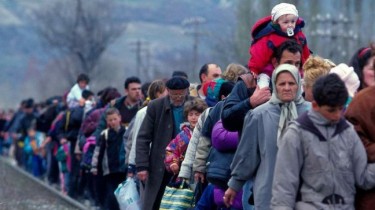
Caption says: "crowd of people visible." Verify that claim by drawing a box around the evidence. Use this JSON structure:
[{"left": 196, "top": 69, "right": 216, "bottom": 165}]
[{"left": 1, "top": 2, "right": 375, "bottom": 210}]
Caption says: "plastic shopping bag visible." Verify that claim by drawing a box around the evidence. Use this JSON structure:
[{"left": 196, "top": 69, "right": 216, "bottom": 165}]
[{"left": 114, "top": 177, "right": 141, "bottom": 210}]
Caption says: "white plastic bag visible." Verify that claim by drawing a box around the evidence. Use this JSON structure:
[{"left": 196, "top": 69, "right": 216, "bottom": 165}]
[{"left": 114, "top": 177, "right": 141, "bottom": 210}]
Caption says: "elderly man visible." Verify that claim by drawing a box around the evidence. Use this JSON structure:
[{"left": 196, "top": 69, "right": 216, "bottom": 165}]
[{"left": 136, "top": 76, "right": 195, "bottom": 210}]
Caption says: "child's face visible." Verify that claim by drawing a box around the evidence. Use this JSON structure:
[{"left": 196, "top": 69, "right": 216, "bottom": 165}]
[
  {"left": 187, "top": 110, "right": 201, "bottom": 129},
  {"left": 28, "top": 129, "right": 36, "bottom": 138},
  {"left": 106, "top": 113, "right": 121, "bottom": 129},
  {"left": 277, "top": 14, "right": 297, "bottom": 33},
  {"left": 78, "top": 81, "right": 88, "bottom": 89},
  {"left": 313, "top": 103, "right": 344, "bottom": 124}
]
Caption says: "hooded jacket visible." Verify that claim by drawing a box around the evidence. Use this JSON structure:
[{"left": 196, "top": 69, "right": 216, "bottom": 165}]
[
  {"left": 248, "top": 16, "right": 311, "bottom": 75},
  {"left": 271, "top": 110, "right": 375, "bottom": 210},
  {"left": 164, "top": 123, "right": 193, "bottom": 173}
]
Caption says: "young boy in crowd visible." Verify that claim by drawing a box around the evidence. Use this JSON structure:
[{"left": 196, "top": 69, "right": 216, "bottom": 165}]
[
  {"left": 271, "top": 74, "right": 375, "bottom": 210},
  {"left": 249, "top": 3, "right": 311, "bottom": 88},
  {"left": 91, "top": 108, "right": 126, "bottom": 210}
]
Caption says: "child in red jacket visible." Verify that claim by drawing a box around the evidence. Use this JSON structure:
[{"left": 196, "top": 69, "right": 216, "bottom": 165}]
[{"left": 249, "top": 3, "right": 311, "bottom": 88}]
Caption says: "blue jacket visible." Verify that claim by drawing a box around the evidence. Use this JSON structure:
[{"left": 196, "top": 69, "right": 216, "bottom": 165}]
[{"left": 221, "top": 80, "right": 256, "bottom": 133}]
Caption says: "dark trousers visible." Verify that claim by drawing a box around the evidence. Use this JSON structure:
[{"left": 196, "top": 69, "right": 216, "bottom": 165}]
[
  {"left": 46, "top": 142, "right": 59, "bottom": 184},
  {"left": 80, "top": 170, "right": 96, "bottom": 201},
  {"left": 68, "top": 140, "right": 81, "bottom": 199},
  {"left": 15, "top": 139, "right": 24, "bottom": 167},
  {"left": 153, "top": 171, "right": 173, "bottom": 210},
  {"left": 93, "top": 173, "right": 106, "bottom": 207},
  {"left": 32, "top": 155, "right": 45, "bottom": 177},
  {"left": 103, "top": 172, "right": 126, "bottom": 210}
]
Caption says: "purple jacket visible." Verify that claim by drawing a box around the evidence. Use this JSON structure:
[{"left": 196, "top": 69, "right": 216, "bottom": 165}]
[
  {"left": 80, "top": 108, "right": 105, "bottom": 137},
  {"left": 211, "top": 120, "right": 239, "bottom": 152},
  {"left": 211, "top": 120, "right": 243, "bottom": 209},
  {"left": 214, "top": 186, "right": 243, "bottom": 209}
]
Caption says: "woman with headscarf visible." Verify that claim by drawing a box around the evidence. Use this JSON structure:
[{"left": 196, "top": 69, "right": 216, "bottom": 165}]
[{"left": 223, "top": 64, "right": 311, "bottom": 210}]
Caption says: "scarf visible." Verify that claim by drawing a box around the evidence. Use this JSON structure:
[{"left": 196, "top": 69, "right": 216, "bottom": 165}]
[{"left": 269, "top": 64, "right": 305, "bottom": 147}]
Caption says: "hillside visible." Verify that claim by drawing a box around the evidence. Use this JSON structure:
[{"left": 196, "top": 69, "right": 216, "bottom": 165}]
[{"left": 0, "top": 0, "right": 237, "bottom": 109}]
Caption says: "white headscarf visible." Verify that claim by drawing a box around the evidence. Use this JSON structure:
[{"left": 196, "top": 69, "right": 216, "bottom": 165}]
[{"left": 269, "top": 64, "right": 305, "bottom": 147}]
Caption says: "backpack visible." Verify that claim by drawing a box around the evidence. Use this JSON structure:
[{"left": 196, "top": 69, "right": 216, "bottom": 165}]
[
  {"left": 80, "top": 136, "right": 97, "bottom": 170},
  {"left": 36, "top": 105, "right": 58, "bottom": 133}
]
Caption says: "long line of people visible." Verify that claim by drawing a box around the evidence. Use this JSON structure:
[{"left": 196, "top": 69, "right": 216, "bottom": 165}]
[{"left": 1, "top": 2, "right": 375, "bottom": 210}]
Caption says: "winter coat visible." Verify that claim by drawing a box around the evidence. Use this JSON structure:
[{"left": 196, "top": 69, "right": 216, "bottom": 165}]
[
  {"left": 194, "top": 100, "right": 226, "bottom": 174},
  {"left": 179, "top": 108, "right": 211, "bottom": 179},
  {"left": 36, "top": 104, "right": 60, "bottom": 133},
  {"left": 5, "top": 110, "right": 24, "bottom": 133},
  {"left": 18, "top": 112, "right": 37, "bottom": 140},
  {"left": 80, "top": 107, "right": 105, "bottom": 137},
  {"left": 271, "top": 110, "right": 375, "bottom": 210},
  {"left": 207, "top": 120, "right": 239, "bottom": 188},
  {"left": 221, "top": 80, "right": 256, "bottom": 133},
  {"left": 57, "top": 106, "right": 84, "bottom": 142},
  {"left": 248, "top": 16, "right": 310, "bottom": 75},
  {"left": 93, "top": 96, "right": 141, "bottom": 142},
  {"left": 56, "top": 143, "right": 70, "bottom": 173},
  {"left": 24, "top": 132, "right": 45, "bottom": 156},
  {"left": 128, "top": 106, "right": 147, "bottom": 166},
  {"left": 91, "top": 127, "right": 126, "bottom": 176},
  {"left": 228, "top": 101, "right": 310, "bottom": 210},
  {"left": 136, "top": 95, "right": 194, "bottom": 210},
  {"left": 164, "top": 123, "right": 193, "bottom": 172},
  {"left": 211, "top": 120, "right": 238, "bottom": 152},
  {"left": 123, "top": 117, "right": 134, "bottom": 165},
  {"left": 345, "top": 86, "right": 375, "bottom": 210},
  {"left": 210, "top": 120, "right": 242, "bottom": 209},
  {"left": 67, "top": 83, "right": 89, "bottom": 108},
  {"left": 47, "top": 112, "right": 64, "bottom": 140}
]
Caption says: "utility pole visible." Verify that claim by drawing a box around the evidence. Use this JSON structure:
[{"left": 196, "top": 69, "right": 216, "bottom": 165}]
[
  {"left": 182, "top": 16, "right": 207, "bottom": 82},
  {"left": 129, "top": 39, "right": 149, "bottom": 77},
  {"left": 311, "top": 13, "right": 358, "bottom": 63}
]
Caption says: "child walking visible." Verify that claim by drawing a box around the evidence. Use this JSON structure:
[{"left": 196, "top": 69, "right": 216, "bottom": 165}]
[
  {"left": 164, "top": 98, "right": 207, "bottom": 175},
  {"left": 24, "top": 127, "right": 46, "bottom": 178},
  {"left": 249, "top": 3, "right": 311, "bottom": 88},
  {"left": 56, "top": 142, "right": 70, "bottom": 195},
  {"left": 91, "top": 107, "right": 126, "bottom": 210}
]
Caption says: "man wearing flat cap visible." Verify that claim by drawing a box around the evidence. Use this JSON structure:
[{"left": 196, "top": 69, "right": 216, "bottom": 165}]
[{"left": 136, "top": 76, "right": 194, "bottom": 210}]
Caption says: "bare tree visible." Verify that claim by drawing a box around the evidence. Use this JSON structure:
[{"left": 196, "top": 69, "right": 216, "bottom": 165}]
[
  {"left": 32, "top": 0, "right": 126, "bottom": 77},
  {"left": 234, "top": 0, "right": 272, "bottom": 65}
]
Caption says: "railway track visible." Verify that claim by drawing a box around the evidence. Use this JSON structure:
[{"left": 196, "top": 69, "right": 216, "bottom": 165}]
[{"left": 0, "top": 157, "right": 89, "bottom": 210}]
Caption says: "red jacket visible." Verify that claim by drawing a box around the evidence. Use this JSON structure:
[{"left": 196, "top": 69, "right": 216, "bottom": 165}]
[{"left": 248, "top": 16, "right": 311, "bottom": 75}]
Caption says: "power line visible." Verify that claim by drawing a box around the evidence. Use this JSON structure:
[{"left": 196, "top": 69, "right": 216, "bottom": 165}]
[
  {"left": 182, "top": 16, "right": 208, "bottom": 82},
  {"left": 129, "top": 39, "right": 149, "bottom": 77}
]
